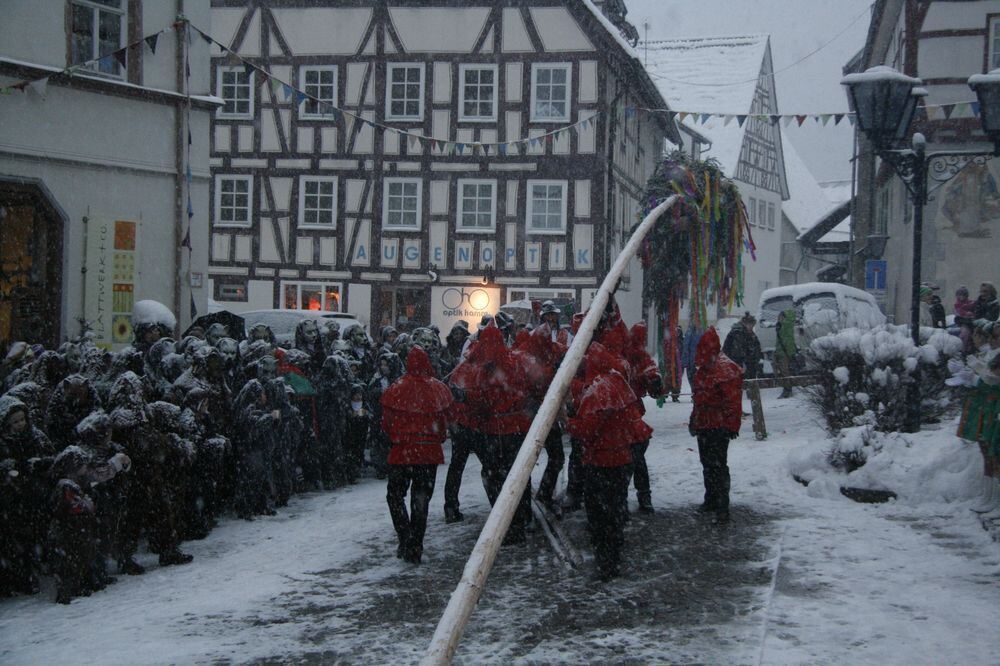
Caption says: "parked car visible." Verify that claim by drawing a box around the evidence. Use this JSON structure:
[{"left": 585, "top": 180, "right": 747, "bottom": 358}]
[
  {"left": 241, "top": 309, "right": 363, "bottom": 346},
  {"left": 756, "top": 283, "right": 886, "bottom": 358}
]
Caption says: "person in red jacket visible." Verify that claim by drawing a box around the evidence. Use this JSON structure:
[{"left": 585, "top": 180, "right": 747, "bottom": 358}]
[
  {"left": 689, "top": 327, "right": 744, "bottom": 524},
  {"left": 449, "top": 324, "right": 534, "bottom": 544},
  {"left": 568, "top": 342, "right": 652, "bottom": 581},
  {"left": 624, "top": 322, "right": 664, "bottom": 513},
  {"left": 381, "top": 346, "right": 454, "bottom": 564},
  {"left": 512, "top": 324, "right": 564, "bottom": 513}
]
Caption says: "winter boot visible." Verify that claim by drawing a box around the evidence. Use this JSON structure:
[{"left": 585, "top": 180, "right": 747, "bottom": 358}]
[
  {"left": 972, "top": 477, "right": 1000, "bottom": 514},
  {"left": 159, "top": 549, "right": 194, "bottom": 566},
  {"left": 118, "top": 557, "right": 146, "bottom": 576},
  {"left": 444, "top": 506, "right": 464, "bottom": 524},
  {"left": 637, "top": 493, "right": 654, "bottom": 514}
]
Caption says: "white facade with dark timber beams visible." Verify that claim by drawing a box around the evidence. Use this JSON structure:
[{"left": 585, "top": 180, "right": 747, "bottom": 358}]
[{"left": 206, "top": 0, "right": 677, "bottom": 331}]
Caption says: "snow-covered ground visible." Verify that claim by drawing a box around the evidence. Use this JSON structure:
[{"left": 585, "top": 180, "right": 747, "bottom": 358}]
[{"left": 2, "top": 389, "right": 999, "bottom": 664}]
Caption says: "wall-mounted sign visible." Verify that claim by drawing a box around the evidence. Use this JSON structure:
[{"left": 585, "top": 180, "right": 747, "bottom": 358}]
[
  {"left": 86, "top": 219, "right": 139, "bottom": 349},
  {"left": 430, "top": 285, "right": 500, "bottom": 333}
]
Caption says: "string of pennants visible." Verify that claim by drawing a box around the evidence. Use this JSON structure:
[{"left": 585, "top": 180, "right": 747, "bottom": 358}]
[
  {"left": 0, "top": 21, "right": 179, "bottom": 96},
  {"left": 185, "top": 23, "right": 596, "bottom": 156},
  {"left": 1, "top": 17, "right": 987, "bottom": 136}
]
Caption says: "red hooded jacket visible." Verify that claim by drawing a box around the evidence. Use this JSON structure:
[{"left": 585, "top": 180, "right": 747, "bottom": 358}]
[
  {"left": 511, "top": 324, "right": 559, "bottom": 403},
  {"left": 625, "top": 323, "right": 663, "bottom": 408},
  {"left": 381, "top": 347, "right": 454, "bottom": 465},
  {"left": 448, "top": 326, "right": 533, "bottom": 435},
  {"left": 690, "top": 328, "right": 744, "bottom": 434},
  {"left": 568, "top": 343, "right": 652, "bottom": 466}
]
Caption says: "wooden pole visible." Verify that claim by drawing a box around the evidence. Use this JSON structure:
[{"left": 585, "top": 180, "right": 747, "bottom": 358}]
[{"left": 421, "top": 197, "right": 678, "bottom": 666}]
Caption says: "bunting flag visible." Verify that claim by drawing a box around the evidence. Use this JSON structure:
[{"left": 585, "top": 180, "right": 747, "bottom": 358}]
[
  {"left": 190, "top": 292, "right": 198, "bottom": 320},
  {"left": 28, "top": 78, "right": 48, "bottom": 98},
  {"left": 736, "top": 115, "right": 747, "bottom": 127},
  {"left": 113, "top": 48, "right": 127, "bottom": 70},
  {"left": 834, "top": 113, "right": 845, "bottom": 125},
  {"left": 145, "top": 34, "right": 159, "bottom": 54},
  {"left": 181, "top": 226, "right": 192, "bottom": 249},
  {"left": 281, "top": 83, "right": 293, "bottom": 101}
]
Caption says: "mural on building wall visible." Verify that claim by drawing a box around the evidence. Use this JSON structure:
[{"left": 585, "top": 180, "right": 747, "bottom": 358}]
[{"left": 937, "top": 162, "right": 1000, "bottom": 238}]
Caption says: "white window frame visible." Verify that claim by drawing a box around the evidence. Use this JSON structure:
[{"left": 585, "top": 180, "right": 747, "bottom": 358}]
[
  {"left": 299, "top": 65, "right": 338, "bottom": 119},
  {"left": 758, "top": 199, "right": 768, "bottom": 232},
  {"left": 385, "top": 63, "right": 425, "bottom": 122},
  {"left": 456, "top": 179, "right": 497, "bottom": 233},
  {"left": 280, "top": 280, "right": 343, "bottom": 312},
  {"left": 506, "top": 288, "right": 575, "bottom": 303},
  {"left": 217, "top": 66, "right": 254, "bottom": 119},
  {"left": 991, "top": 17, "right": 1000, "bottom": 70},
  {"left": 458, "top": 64, "right": 499, "bottom": 122},
  {"left": 70, "top": 0, "right": 125, "bottom": 78},
  {"left": 767, "top": 201, "right": 776, "bottom": 230},
  {"left": 297, "top": 176, "right": 338, "bottom": 230},
  {"left": 382, "top": 177, "right": 423, "bottom": 231},
  {"left": 526, "top": 179, "right": 569, "bottom": 235},
  {"left": 747, "top": 197, "right": 757, "bottom": 226},
  {"left": 530, "top": 63, "right": 572, "bottom": 123},
  {"left": 214, "top": 175, "right": 254, "bottom": 228}
]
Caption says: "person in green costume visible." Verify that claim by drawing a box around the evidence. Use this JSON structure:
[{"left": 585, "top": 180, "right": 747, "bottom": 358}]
[{"left": 773, "top": 308, "right": 798, "bottom": 399}]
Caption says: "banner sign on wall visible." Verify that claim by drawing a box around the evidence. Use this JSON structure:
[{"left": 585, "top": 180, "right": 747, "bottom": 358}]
[
  {"left": 430, "top": 285, "right": 500, "bottom": 334},
  {"left": 85, "top": 219, "right": 139, "bottom": 349}
]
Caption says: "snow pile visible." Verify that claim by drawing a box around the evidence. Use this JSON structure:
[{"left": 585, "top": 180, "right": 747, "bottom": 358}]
[
  {"left": 788, "top": 423, "right": 983, "bottom": 505},
  {"left": 132, "top": 300, "right": 177, "bottom": 330},
  {"left": 805, "top": 324, "right": 962, "bottom": 433}
]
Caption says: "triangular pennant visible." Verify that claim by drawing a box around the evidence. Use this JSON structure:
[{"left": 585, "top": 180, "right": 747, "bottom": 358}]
[
  {"left": 199, "top": 30, "right": 212, "bottom": 46},
  {"left": 186, "top": 197, "right": 194, "bottom": 220},
  {"left": 821, "top": 114, "right": 832, "bottom": 126},
  {"left": 244, "top": 61, "right": 254, "bottom": 79},
  {"left": 782, "top": 115, "right": 793, "bottom": 127},
  {"left": 28, "top": 77, "right": 48, "bottom": 98},
  {"left": 145, "top": 34, "right": 159, "bottom": 54},
  {"left": 954, "top": 102, "right": 971, "bottom": 118},
  {"left": 282, "top": 83, "right": 294, "bottom": 101},
  {"left": 225, "top": 50, "right": 241, "bottom": 67},
  {"left": 769, "top": 115, "right": 780, "bottom": 126},
  {"left": 187, "top": 127, "right": 192, "bottom": 146},
  {"left": 456, "top": 143, "right": 465, "bottom": 155},
  {"left": 847, "top": 115, "right": 856, "bottom": 126},
  {"left": 190, "top": 291, "right": 198, "bottom": 320},
  {"left": 185, "top": 164, "right": 192, "bottom": 184},
  {"left": 834, "top": 113, "right": 845, "bottom": 125},
  {"left": 972, "top": 101, "right": 981, "bottom": 117},
  {"left": 736, "top": 115, "right": 747, "bottom": 127},
  {"left": 295, "top": 90, "right": 307, "bottom": 105},
  {"left": 723, "top": 115, "right": 734, "bottom": 126},
  {"left": 678, "top": 112, "right": 688, "bottom": 123},
  {"left": 795, "top": 115, "right": 807, "bottom": 126},
  {"left": 181, "top": 225, "right": 192, "bottom": 249},
  {"left": 257, "top": 71, "right": 269, "bottom": 88},
  {"left": 113, "top": 48, "right": 127, "bottom": 70},
  {"left": 700, "top": 113, "right": 711, "bottom": 124},
  {"left": 942, "top": 104, "right": 955, "bottom": 120},
  {"left": 12, "top": 81, "right": 28, "bottom": 92}
]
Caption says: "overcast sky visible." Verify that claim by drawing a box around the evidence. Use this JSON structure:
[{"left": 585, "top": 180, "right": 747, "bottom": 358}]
[{"left": 624, "top": 0, "right": 873, "bottom": 184}]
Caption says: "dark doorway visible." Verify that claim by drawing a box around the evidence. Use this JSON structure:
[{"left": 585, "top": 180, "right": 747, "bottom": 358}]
[
  {"left": 377, "top": 286, "right": 428, "bottom": 332},
  {"left": 0, "top": 177, "right": 66, "bottom": 350}
]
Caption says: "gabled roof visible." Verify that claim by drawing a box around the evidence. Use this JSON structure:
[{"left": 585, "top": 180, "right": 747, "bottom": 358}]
[
  {"left": 781, "top": 131, "right": 839, "bottom": 236},
  {"left": 640, "top": 35, "right": 770, "bottom": 115},
  {"left": 640, "top": 35, "right": 782, "bottom": 184}
]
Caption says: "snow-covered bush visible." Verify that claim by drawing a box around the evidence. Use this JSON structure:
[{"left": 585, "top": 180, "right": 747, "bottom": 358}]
[{"left": 803, "top": 324, "right": 962, "bottom": 434}]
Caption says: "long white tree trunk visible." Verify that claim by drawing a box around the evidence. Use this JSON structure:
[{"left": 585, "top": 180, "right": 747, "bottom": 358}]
[{"left": 422, "top": 196, "right": 679, "bottom": 665}]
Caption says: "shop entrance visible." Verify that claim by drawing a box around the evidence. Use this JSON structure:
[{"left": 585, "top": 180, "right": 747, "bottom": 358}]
[
  {"left": 0, "top": 178, "right": 65, "bottom": 350},
  {"left": 377, "top": 286, "right": 429, "bottom": 332}
]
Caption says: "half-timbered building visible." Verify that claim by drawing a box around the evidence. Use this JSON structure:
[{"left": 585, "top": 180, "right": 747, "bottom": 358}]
[
  {"left": 644, "top": 35, "right": 790, "bottom": 319},
  {"left": 206, "top": 0, "right": 677, "bottom": 331},
  {"left": 847, "top": 0, "right": 1000, "bottom": 324}
]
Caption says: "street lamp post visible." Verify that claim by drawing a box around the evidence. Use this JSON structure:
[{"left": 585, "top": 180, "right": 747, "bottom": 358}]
[{"left": 842, "top": 66, "right": 1000, "bottom": 432}]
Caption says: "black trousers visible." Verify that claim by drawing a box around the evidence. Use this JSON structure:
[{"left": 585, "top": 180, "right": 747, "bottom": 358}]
[
  {"left": 583, "top": 465, "right": 631, "bottom": 577},
  {"left": 443, "top": 426, "right": 479, "bottom": 511},
  {"left": 629, "top": 440, "right": 651, "bottom": 502},
  {"left": 481, "top": 433, "right": 532, "bottom": 541},
  {"left": 536, "top": 423, "right": 565, "bottom": 502},
  {"left": 386, "top": 464, "right": 437, "bottom": 559},
  {"left": 696, "top": 430, "right": 731, "bottom": 510},
  {"left": 565, "top": 437, "right": 583, "bottom": 501}
]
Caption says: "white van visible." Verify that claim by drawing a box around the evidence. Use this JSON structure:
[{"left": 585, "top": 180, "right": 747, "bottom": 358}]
[{"left": 756, "top": 282, "right": 886, "bottom": 358}]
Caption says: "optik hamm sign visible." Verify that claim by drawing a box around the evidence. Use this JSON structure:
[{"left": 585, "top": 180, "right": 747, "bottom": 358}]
[{"left": 430, "top": 286, "right": 500, "bottom": 333}]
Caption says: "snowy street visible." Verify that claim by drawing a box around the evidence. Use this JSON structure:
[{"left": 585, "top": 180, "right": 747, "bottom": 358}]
[{"left": 3, "top": 389, "right": 998, "bottom": 665}]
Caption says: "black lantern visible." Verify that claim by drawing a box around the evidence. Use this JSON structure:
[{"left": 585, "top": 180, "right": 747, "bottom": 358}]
[
  {"left": 842, "top": 66, "right": 925, "bottom": 151},
  {"left": 967, "top": 69, "right": 1000, "bottom": 152}
]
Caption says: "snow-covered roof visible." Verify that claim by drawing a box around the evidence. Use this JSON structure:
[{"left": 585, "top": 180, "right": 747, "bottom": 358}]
[
  {"left": 640, "top": 35, "right": 770, "bottom": 115},
  {"left": 781, "top": 131, "right": 839, "bottom": 235},
  {"left": 640, "top": 34, "right": 770, "bottom": 176}
]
